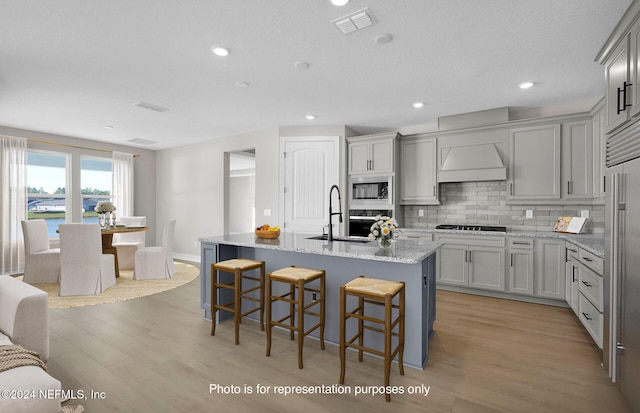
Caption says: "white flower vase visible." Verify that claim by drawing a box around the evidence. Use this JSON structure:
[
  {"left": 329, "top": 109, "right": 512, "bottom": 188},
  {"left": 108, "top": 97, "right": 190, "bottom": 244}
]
[
  {"left": 99, "top": 213, "right": 108, "bottom": 229},
  {"left": 378, "top": 237, "right": 392, "bottom": 248}
]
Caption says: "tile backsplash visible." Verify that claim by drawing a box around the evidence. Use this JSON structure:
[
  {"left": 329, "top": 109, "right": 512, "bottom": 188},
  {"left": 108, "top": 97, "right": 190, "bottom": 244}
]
[{"left": 402, "top": 181, "right": 604, "bottom": 233}]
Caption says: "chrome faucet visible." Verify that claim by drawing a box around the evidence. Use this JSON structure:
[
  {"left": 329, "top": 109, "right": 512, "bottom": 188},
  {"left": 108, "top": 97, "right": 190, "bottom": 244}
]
[{"left": 328, "top": 184, "right": 343, "bottom": 242}]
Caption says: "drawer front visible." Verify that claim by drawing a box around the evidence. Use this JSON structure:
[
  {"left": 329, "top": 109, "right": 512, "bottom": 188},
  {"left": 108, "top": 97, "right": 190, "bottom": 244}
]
[
  {"left": 578, "top": 293, "right": 603, "bottom": 349},
  {"left": 508, "top": 238, "right": 534, "bottom": 249},
  {"left": 579, "top": 248, "right": 603, "bottom": 275},
  {"left": 578, "top": 263, "right": 604, "bottom": 312},
  {"left": 434, "top": 234, "right": 505, "bottom": 247},
  {"left": 565, "top": 244, "right": 579, "bottom": 261},
  {"left": 398, "top": 231, "right": 432, "bottom": 241}
]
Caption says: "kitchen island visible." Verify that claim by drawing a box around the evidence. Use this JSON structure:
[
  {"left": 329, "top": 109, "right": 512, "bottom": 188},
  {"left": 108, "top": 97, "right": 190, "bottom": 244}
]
[{"left": 199, "top": 232, "right": 442, "bottom": 369}]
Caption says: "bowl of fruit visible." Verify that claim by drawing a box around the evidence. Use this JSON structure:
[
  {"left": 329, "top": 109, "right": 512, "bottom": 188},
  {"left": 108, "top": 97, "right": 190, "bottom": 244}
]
[{"left": 255, "top": 224, "right": 280, "bottom": 239}]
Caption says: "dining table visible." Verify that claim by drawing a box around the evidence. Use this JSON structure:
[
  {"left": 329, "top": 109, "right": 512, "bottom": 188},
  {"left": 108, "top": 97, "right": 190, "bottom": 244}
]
[{"left": 100, "top": 226, "right": 149, "bottom": 277}]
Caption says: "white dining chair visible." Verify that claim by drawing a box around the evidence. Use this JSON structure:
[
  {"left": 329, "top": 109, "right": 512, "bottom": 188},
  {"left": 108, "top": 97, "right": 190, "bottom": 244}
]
[
  {"left": 59, "top": 224, "right": 116, "bottom": 296},
  {"left": 21, "top": 219, "right": 60, "bottom": 284},
  {"left": 112, "top": 216, "right": 146, "bottom": 270},
  {"left": 134, "top": 219, "right": 176, "bottom": 280}
]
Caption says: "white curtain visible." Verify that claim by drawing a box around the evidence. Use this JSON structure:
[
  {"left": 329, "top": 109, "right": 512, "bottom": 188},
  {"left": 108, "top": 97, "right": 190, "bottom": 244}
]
[
  {"left": 0, "top": 136, "right": 27, "bottom": 275},
  {"left": 112, "top": 151, "right": 134, "bottom": 217}
]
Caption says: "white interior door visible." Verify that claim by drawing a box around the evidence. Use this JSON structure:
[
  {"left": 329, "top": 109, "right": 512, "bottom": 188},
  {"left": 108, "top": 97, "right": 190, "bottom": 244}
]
[{"left": 281, "top": 137, "right": 339, "bottom": 234}]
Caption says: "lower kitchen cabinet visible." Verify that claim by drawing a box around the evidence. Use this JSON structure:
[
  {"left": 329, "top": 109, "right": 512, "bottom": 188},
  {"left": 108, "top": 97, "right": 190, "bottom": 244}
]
[
  {"left": 565, "top": 245, "right": 580, "bottom": 314},
  {"left": 508, "top": 238, "right": 534, "bottom": 295},
  {"left": 535, "top": 239, "right": 566, "bottom": 300},
  {"left": 435, "top": 235, "right": 505, "bottom": 292}
]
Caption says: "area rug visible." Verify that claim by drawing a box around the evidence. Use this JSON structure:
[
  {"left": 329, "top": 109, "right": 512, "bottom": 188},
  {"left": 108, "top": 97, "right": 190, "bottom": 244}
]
[{"left": 24, "top": 262, "right": 199, "bottom": 309}]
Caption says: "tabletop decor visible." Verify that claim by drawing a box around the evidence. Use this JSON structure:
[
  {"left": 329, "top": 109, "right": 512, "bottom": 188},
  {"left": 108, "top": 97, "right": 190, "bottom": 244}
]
[
  {"left": 368, "top": 215, "right": 398, "bottom": 247},
  {"left": 95, "top": 201, "right": 116, "bottom": 228}
]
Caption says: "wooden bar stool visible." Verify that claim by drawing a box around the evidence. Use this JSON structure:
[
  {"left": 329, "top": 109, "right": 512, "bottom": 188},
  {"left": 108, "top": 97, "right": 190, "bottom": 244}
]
[
  {"left": 266, "top": 266, "right": 326, "bottom": 369},
  {"left": 210, "top": 258, "right": 265, "bottom": 345},
  {"left": 339, "top": 275, "right": 405, "bottom": 402}
]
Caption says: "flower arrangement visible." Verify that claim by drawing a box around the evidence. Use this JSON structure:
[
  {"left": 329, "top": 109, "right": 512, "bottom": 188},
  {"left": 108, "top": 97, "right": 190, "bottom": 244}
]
[
  {"left": 368, "top": 215, "right": 398, "bottom": 247},
  {"left": 94, "top": 201, "right": 116, "bottom": 213}
]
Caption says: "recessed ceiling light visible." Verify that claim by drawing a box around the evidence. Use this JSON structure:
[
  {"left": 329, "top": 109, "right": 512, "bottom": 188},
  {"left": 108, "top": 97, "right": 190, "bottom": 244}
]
[
  {"left": 375, "top": 33, "right": 393, "bottom": 44},
  {"left": 235, "top": 81, "right": 250, "bottom": 88},
  {"left": 331, "top": 0, "right": 349, "bottom": 6},
  {"left": 413, "top": 102, "right": 424, "bottom": 108},
  {"left": 104, "top": 125, "right": 114, "bottom": 129},
  {"left": 519, "top": 81, "right": 534, "bottom": 89},
  {"left": 306, "top": 115, "right": 316, "bottom": 120},
  {"left": 212, "top": 47, "right": 229, "bottom": 57}
]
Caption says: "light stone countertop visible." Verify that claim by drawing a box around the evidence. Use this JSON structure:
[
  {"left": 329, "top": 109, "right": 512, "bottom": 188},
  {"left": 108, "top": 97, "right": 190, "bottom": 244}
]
[
  {"left": 199, "top": 232, "right": 442, "bottom": 265},
  {"left": 400, "top": 228, "right": 605, "bottom": 257}
]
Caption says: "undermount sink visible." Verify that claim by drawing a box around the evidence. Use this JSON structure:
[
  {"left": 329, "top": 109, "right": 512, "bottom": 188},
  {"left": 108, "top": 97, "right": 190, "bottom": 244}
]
[{"left": 306, "top": 235, "right": 371, "bottom": 243}]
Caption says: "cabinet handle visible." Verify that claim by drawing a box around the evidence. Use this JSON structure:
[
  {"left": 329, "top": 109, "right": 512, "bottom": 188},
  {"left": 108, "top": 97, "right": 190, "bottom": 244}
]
[
  {"left": 433, "top": 185, "right": 436, "bottom": 197},
  {"left": 567, "top": 181, "right": 571, "bottom": 195},
  {"left": 617, "top": 86, "right": 624, "bottom": 114},
  {"left": 581, "top": 281, "right": 592, "bottom": 288},
  {"left": 582, "top": 312, "right": 593, "bottom": 321},
  {"left": 510, "top": 253, "right": 513, "bottom": 267},
  {"left": 624, "top": 81, "right": 633, "bottom": 112},
  {"left": 583, "top": 257, "right": 593, "bottom": 262},
  {"left": 512, "top": 241, "right": 529, "bottom": 245},
  {"left": 510, "top": 182, "right": 514, "bottom": 196},
  {"left": 572, "top": 266, "right": 576, "bottom": 282}
]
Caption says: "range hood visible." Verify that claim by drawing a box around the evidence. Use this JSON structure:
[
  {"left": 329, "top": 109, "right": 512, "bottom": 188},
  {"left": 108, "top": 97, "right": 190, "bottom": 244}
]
[{"left": 438, "top": 143, "right": 507, "bottom": 182}]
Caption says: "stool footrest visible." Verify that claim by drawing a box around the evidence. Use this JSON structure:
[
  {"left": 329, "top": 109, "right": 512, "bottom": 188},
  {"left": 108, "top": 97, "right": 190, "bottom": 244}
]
[
  {"left": 239, "top": 306, "right": 261, "bottom": 319},
  {"left": 271, "top": 320, "right": 323, "bottom": 337}
]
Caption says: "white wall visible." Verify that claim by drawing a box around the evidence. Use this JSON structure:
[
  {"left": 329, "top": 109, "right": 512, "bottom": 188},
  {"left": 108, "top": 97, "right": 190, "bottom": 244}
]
[
  {"left": 155, "top": 127, "right": 280, "bottom": 259},
  {"left": 229, "top": 174, "right": 255, "bottom": 233}
]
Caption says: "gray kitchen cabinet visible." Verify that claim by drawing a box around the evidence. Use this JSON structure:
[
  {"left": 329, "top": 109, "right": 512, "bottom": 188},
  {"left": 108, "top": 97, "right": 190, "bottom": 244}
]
[
  {"left": 436, "top": 244, "right": 468, "bottom": 286},
  {"left": 435, "top": 234, "right": 505, "bottom": 292},
  {"left": 399, "top": 137, "right": 438, "bottom": 204},
  {"left": 603, "top": 16, "right": 640, "bottom": 135},
  {"left": 561, "top": 120, "right": 593, "bottom": 199},
  {"left": 592, "top": 103, "right": 606, "bottom": 198},
  {"left": 535, "top": 239, "right": 565, "bottom": 300},
  {"left": 468, "top": 246, "right": 505, "bottom": 291},
  {"left": 565, "top": 244, "right": 580, "bottom": 314},
  {"left": 508, "top": 238, "right": 534, "bottom": 296},
  {"left": 508, "top": 124, "right": 561, "bottom": 201},
  {"left": 347, "top": 132, "right": 397, "bottom": 175},
  {"left": 605, "top": 35, "right": 631, "bottom": 134}
]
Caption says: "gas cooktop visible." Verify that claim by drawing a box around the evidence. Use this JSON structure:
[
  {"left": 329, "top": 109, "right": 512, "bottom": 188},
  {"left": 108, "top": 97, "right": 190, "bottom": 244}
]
[{"left": 435, "top": 224, "right": 507, "bottom": 232}]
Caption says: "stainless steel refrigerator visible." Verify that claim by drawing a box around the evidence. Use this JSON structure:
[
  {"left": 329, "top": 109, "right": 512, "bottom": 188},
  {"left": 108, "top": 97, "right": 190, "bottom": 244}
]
[{"left": 605, "top": 154, "right": 640, "bottom": 413}]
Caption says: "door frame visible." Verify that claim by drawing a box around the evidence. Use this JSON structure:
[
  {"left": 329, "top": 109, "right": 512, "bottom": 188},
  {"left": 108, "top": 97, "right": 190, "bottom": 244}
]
[{"left": 279, "top": 136, "right": 340, "bottom": 233}]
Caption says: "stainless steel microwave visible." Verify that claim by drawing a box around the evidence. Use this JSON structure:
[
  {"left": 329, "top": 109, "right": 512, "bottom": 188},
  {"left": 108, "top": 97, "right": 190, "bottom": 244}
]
[{"left": 349, "top": 176, "right": 393, "bottom": 207}]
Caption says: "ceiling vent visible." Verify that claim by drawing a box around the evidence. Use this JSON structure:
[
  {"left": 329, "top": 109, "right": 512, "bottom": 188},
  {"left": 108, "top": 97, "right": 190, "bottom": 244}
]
[
  {"left": 133, "top": 101, "right": 169, "bottom": 112},
  {"left": 126, "top": 138, "right": 157, "bottom": 145},
  {"left": 332, "top": 8, "right": 375, "bottom": 34}
]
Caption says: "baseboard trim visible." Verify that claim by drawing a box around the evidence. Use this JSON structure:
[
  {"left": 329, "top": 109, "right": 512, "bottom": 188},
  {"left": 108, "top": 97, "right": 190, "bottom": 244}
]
[{"left": 173, "top": 252, "right": 200, "bottom": 264}]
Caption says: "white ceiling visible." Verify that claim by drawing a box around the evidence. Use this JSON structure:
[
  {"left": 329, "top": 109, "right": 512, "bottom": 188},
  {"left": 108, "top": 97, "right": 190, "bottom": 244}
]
[{"left": 0, "top": 0, "right": 631, "bottom": 150}]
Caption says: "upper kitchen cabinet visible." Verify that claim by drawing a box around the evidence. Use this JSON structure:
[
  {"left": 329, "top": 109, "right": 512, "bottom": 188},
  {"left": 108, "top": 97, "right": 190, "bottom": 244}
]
[
  {"left": 399, "top": 136, "right": 438, "bottom": 204},
  {"left": 561, "top": 120, "right": 593, "bottom": 199},
  {"left": 600, "top": 12, "right": 640, "bottom": 134},
  {"left": 592, "top": 101, "right": 606, "bottom": 198},
  {"left": 347, "top": 132, "right": 399, "bottom": 175},
  {"left": 508, "top": 123, "right": 561, "bottom": 201}
]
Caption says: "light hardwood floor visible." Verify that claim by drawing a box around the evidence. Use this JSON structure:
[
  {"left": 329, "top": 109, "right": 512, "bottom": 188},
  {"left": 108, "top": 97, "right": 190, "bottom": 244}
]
[{"left": 47, "top": 271, "right": 632, "bottom": 413}]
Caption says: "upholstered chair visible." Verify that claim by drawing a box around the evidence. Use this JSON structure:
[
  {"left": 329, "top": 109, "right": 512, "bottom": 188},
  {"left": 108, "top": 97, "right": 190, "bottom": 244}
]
[
  {"left": 21, "top": 219, "right": 60, "bottom": 284},
  {"left": 112, "top": 216, "right": 146, "bottom": 270},
  {"left": 59, "top": 224, "right": 116, "bottom": 296},
  {"left": 134, "top": 219, "right": 176, "bottom": 280}
]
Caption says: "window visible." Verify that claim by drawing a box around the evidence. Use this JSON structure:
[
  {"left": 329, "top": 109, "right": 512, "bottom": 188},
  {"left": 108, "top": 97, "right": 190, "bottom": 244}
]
[
  {"left": 27, "top": 151, "right": 68, "bottom": 238},
  {"left": 81, "top": 157, "right": 112, "bottom": 224}
]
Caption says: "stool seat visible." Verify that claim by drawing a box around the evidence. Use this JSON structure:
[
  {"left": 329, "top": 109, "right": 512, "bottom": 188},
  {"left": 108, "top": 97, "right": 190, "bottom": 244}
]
[
  {"left": 214, "top": 258, "right": 264, "bottom": 272},
  {"left": 270, "top": 266, "right": 324, "bottom": 281},
  {"left": 344, "top": 277, "right": 404, "bottom": 297}
]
